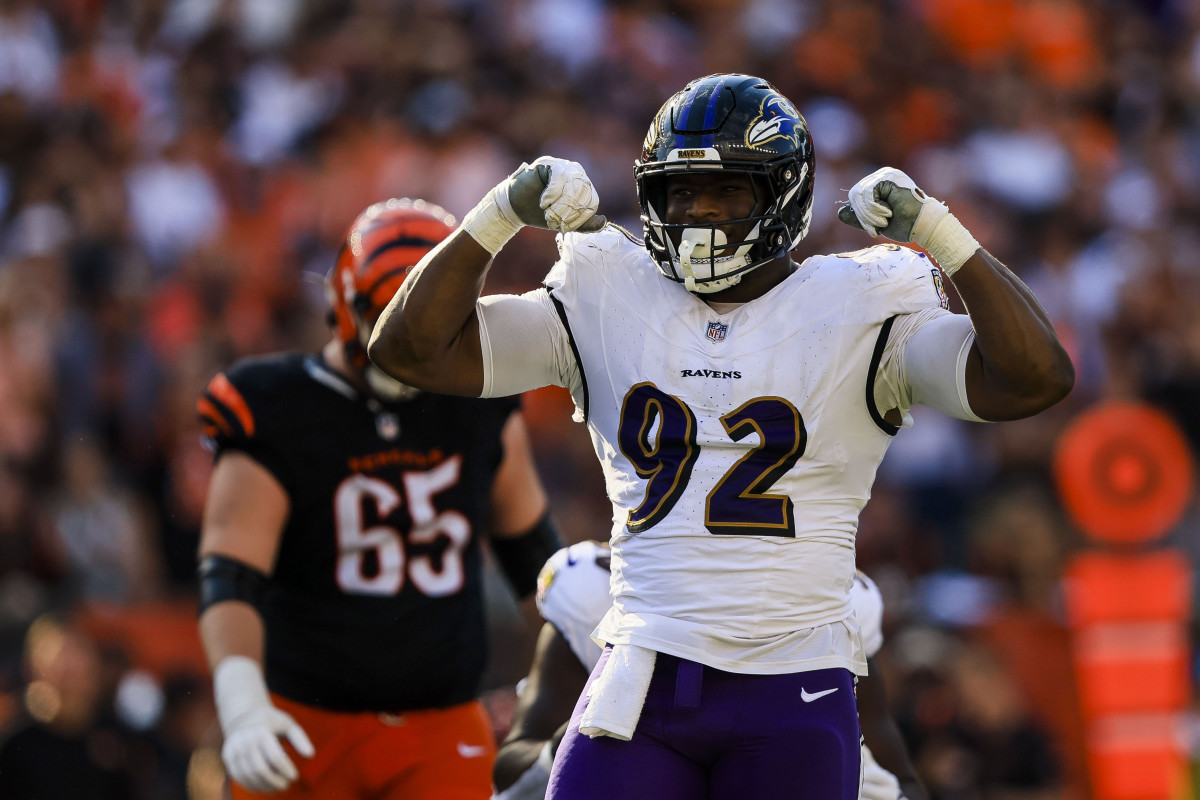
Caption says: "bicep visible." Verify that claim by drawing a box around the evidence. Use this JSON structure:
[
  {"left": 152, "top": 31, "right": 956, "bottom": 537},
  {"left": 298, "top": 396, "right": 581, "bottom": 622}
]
[
  {"left": 489, "top": 412, "right": 550, "bottom": 537},
  {"left": 199, "top": 451, "right": 290, "bottom": 573},
  {"left": 478, "top": 290, "right": 578, "bottom": 398}
]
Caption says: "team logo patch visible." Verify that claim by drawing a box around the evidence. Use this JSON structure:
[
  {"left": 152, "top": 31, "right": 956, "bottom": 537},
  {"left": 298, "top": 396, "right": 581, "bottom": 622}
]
[
  {"left": 746, "top": 94, "right": 801, "bottom": 148},
  {"left": 536, "top": 564, "right": 557, "bottom": 606},
  {"left": 930, "top": 268, "right": 949, "bottom": 310},
  {"left": 375, "top": 412, "right": 400, "bottom": 440},
  {"left": 706, "top": 321, "right": 728, "bottom": 342}
]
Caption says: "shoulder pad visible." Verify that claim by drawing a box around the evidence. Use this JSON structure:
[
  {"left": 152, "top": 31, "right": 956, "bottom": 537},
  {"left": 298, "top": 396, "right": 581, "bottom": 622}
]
[
  {"left": 850, "top": 570, "right": 885, "bottom": 658},
  {"left": 824, "top": 244, "right": 948, "bottom": 316},
  {"left": 535, "top": 540, "right": 612, "bottom": 670},
  {"left": 197, "top": 354, "right": 297, "bottom": 448},
  {"left": 546, "top": 225, "right": 645, "bottom": 291}
]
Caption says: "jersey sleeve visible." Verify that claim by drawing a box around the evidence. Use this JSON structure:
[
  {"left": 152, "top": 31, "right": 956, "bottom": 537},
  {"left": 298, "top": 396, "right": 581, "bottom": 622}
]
[
  {"left": 476, "top": 226, "right": 635, "bottom": 402},
  {"left": 535, "top": 541, "right": 613, "bottom": 672},
  {"left": 866, "top": 246, "right": 966, "bottom": 423},
  {"left": 850, "top": 570, "right": 885, "bottom": 658},
  {"left": 197, "top": 361, "right": 293, "bottom": 487},
  {"left": 476, "top": 289, "right": 580, "bottom": 399}
]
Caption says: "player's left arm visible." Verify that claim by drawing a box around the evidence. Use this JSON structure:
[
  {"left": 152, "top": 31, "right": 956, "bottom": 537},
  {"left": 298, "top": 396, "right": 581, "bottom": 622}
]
[
  {"left": 841, "top": 168, "right": 1074, "bottom": 421},
  {"left": 858, "top": 656, "right": 929, "bottom": 800},
  {"left": 493, "top": 621, "right": 590, "bottom": 794},
  {"left": 487, "top": 410, "right": 561, "bottom": 599}
]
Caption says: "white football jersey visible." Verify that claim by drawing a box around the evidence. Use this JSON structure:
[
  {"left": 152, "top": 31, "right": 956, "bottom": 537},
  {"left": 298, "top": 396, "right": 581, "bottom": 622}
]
[
  {"left": 538, "top": 544, "right": 887, "bottom": 671},
  {"left": 542, "top": 227, "right": 946, "bottom": 675}
]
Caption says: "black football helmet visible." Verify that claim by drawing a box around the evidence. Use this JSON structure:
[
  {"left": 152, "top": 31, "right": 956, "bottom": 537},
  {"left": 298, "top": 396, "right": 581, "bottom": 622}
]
[{"left": 634, "top": 74, "right": 815, "bottom": 293}]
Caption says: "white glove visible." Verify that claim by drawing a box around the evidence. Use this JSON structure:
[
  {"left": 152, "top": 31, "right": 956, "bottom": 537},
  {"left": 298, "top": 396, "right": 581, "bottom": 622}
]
[
  {"left": 462, "top": 156, "right": 607, "bottom": 255},
  {"left": 838, "top": 166, "right": 979, "bottom": 275},
  {"left": 214, "top": 656, "right": 315, "bottom": 793},
  {"left": 860, "top": 744, "right": 902, "bottom": 800}
]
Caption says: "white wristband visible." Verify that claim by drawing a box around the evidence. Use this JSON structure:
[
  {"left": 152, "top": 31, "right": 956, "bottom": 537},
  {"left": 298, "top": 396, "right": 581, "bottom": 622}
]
[
  {"left": 213, "top": 655, "right": 272, "bottom": 734},
  {"left": 912, "top": 203, "right": 979, "bottom": 276},
  {"left": 462, "top": 184, "right": 524, "bottom": 256}
]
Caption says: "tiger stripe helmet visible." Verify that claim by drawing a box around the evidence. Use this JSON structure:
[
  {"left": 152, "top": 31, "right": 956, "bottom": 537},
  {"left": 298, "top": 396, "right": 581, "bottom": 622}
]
[{"left": 326, "top": 198, "right": 456, "bottom": 367}]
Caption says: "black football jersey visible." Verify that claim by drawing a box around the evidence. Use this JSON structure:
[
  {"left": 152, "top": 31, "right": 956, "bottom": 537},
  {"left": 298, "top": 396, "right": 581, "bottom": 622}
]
[{"left": 199, "top": 352, "right": 519, "bottom": 712}]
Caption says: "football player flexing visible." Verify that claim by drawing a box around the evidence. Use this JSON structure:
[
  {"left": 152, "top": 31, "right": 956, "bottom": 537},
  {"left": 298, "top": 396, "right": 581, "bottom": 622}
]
[
  {"left": 493, "top": 542, "right": 928, "bottom": 800},
  {"left": 196, "top": 198, "right": 562, "bottom": 800},
  {"left": 369, "top": 73, "right": 1073, "bottom": 800}
]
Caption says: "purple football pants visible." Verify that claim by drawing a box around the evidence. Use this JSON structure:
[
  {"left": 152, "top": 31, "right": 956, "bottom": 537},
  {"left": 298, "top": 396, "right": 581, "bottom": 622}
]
[{"left": 547, "top": 647, "right": 861, "bottom": 800}]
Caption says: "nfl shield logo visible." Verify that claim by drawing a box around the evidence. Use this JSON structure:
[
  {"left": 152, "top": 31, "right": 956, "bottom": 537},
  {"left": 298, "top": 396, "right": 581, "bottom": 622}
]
[
  {"left": 706, "top": 321, "right": 728, "bottom": 343},
  {"left": 375, "top": 412, "right": 401, "bottom": 441}
]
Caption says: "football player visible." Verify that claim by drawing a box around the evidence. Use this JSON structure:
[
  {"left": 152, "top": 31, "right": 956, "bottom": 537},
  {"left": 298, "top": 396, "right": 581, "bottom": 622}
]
[
  {"left": 369, "top": 73, "right": 1073, "bottom": 800},
  {"left": 196, "top": 198, "right": 562, "bottom": 800},
  {"left": 493, "top": 543, "right": 927, "bottom": 800}
]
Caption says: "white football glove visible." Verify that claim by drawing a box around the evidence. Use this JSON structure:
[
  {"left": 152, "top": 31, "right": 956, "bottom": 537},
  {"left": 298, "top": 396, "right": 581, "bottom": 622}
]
[
  {"left": 462, "top": 156, "right": 607, "bottom": 255},
  {"left": 214, "top": 656, "right": 315, "bottom": 793},
  {"left": 838, "top": 167, "right": 979, "bottom": 275},
  {"left": 860, "top": 744, "right": 903, "bottom": 800}
]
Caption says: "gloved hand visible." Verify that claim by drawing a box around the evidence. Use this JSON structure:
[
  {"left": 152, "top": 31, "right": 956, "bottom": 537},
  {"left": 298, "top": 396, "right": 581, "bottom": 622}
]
[
  {"left": 838, "top": 167, "right": 979, "bottom": 275},
  {"left": 463, "top": 156, "right": 607, "bottom": 255},
  {"left": 859, "top": 744, "right": 902, "bottom": 800},
  {"left": 214, "top": 656, "right": 315, "bottom": 793},
  {"left": 507, "top": 157, "right": 607, "bottom": 233}
]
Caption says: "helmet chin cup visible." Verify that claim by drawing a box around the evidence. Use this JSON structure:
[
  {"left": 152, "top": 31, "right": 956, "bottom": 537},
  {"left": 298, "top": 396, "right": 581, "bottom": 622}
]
[
  {"left": 674, "top": 227, "right": 760, "bottom": 294},
  {"left": 677, "top": 228, "right": 743, "bottom": 294},
  {"left": 365, "top": 364, "right": 421, "bottom": 402}
]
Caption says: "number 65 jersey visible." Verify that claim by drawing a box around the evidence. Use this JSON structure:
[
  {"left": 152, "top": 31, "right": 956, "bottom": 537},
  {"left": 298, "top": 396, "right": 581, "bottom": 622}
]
[
  {"left": 541, "top": 228, "right": 949, "bottom": 676},
  {"left": 199, "top": 352, "right": 518, "bottom": 712}
]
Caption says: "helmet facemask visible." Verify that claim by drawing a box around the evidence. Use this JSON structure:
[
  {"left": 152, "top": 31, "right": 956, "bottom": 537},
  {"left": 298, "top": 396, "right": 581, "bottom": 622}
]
[{"left": 639, "top": 162, "right": 806, "bottom": 293}]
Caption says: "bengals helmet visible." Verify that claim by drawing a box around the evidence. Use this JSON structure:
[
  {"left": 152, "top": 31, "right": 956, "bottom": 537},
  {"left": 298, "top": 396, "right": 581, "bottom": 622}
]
[
  {"left": 326, "top": 198, "right": 455, "bottom": 397},
  {"left": 634, "top": 74, "right": 815, "bottom": 293}
]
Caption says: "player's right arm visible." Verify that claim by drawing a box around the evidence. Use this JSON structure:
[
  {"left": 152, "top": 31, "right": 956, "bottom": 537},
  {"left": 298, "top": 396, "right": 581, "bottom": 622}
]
[
  {"left": 197, "top": 371, "right": 314, "bottom": 793},
  {"left": 492, "top": 622, "right": 591, "bottom": 796},
  {"left": 368, "top": 157, "right": 605, "bottom": 397}
]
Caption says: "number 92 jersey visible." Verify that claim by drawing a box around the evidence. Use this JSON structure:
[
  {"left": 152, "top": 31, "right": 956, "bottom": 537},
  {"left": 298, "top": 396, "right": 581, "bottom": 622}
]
[
  {"left": 199, "top": 352, "right": 518, "bottom": 712},
  {"left": 543, "top": 228, "right": 947, "bottom": 675}
]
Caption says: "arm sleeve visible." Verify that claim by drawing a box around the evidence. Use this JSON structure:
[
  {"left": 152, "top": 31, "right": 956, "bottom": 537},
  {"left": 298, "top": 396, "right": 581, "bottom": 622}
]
[
  {"left": 476, "top": 289, "right": 581, "bottom": 399},
  {"left": 875, "top": 308, "right": 987, "bottom": 423}
]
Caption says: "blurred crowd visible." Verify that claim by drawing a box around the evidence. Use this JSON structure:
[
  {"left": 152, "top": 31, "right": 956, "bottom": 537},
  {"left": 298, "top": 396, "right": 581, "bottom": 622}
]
[{"left": 0, "top": 0, "right": 1198, "bottom": 797}]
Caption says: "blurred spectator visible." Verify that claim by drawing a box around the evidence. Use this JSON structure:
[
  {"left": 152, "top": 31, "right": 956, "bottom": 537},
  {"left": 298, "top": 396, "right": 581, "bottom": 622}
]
[
  {"left": 0, "top": 615, "right": 136, "bottom": 799},
  {"left": 888, "top": 631, "right": 1062, "bottom": 800},
  {"left": 0, "top": 1, "right": 60, "bottom": 107},
  {"left": 46, "top": 438, "right": 163, "bottom": 605}
]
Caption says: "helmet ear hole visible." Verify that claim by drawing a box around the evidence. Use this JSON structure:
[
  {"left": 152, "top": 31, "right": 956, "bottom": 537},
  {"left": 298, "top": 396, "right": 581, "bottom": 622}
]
[{"left": 351, "top": 294, "right": 371, "bottom": 316}]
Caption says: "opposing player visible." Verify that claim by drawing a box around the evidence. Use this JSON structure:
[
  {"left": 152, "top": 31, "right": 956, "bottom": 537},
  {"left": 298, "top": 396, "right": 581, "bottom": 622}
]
[
  {"left": 493, "top": 543, "right": 927, "bottom": 800},
  {"left": 369, "top": 73, "right": 1073, "bottom": 800},
  {"left": 196, "top": 198, "right": 561, "bottom": 799}
]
